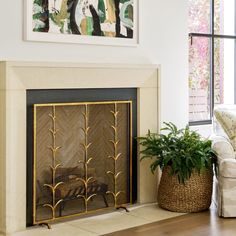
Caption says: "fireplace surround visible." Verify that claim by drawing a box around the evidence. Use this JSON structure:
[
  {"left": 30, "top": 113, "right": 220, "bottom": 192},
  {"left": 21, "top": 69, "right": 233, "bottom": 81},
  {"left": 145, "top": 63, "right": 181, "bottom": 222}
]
[{"left": 0, "top": 61, "right": 159, "bottom": 234}]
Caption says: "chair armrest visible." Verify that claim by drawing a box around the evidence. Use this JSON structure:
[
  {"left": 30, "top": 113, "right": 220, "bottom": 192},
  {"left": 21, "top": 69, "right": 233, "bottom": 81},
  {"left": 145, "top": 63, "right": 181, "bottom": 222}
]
[
  {"left": 210, "top": 134, "right": 235, "bottom": 160},
  {"left": 219, "top": 159, "right": 236, "bottom": 178}
]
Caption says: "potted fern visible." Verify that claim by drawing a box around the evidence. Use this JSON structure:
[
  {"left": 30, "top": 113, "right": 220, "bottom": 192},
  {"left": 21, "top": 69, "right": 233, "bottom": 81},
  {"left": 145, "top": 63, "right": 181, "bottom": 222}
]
[{"left": 137, "top": 122, "right": 217, "bottom": 213}]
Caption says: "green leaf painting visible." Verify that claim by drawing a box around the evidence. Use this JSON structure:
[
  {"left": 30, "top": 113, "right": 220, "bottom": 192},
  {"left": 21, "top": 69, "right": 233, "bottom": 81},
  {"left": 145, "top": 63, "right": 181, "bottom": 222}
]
[{"left": 32, "top": 0, "right": 134, "bottom": 38}]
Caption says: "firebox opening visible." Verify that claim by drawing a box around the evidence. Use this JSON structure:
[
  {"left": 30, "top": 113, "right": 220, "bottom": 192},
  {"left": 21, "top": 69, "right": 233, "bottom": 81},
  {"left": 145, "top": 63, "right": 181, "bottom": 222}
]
[{"left": 26, "top": 88, "right": 137, "bottom": 226}]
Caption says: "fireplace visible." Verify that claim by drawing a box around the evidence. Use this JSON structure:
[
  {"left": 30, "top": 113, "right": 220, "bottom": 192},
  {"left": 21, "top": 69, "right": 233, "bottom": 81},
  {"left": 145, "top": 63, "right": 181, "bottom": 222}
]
[
  {"left": 27, "top": 89, "right": 137, "bottom": 225},
  {"left": 0, "top": 61, "right": 159, "bottom": 234}
]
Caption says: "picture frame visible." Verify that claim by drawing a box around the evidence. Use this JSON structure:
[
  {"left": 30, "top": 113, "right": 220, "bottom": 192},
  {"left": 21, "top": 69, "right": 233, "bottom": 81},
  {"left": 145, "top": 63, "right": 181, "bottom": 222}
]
[{"left": 24, "top": 0, "right": 139, "bottom": 46}]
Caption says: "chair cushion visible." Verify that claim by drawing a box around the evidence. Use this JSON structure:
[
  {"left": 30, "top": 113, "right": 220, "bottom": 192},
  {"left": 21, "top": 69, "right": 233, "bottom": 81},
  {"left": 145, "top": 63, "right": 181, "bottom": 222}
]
[
  {"left": 220, "top": 159, "right": 236, "bottom": 178},
  {"left": 211, "top": 135, "right": 235, "bottom": 160},
  {"left": 214, "top": 105, "right": 236, "bottom": 151},
  {"left": 212, "top": 115, "right": 228, "bottom": 138}
]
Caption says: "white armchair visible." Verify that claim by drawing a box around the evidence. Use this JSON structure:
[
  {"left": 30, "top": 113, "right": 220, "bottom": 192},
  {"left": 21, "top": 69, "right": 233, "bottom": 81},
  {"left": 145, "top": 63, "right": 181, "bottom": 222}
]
[{"left": 211, "top": 105, "right": 236, "bottom": 217}]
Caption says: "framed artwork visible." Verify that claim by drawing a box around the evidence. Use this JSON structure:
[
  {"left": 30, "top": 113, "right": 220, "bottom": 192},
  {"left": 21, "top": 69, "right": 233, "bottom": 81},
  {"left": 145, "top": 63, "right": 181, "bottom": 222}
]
[{"left": 24, "top": 0, "right": 138, "bottom": 46}]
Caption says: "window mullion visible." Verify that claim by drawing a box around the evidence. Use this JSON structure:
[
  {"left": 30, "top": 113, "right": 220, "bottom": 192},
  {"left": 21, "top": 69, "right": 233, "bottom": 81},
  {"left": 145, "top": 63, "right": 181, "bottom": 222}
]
[
  {"left": 189, "top": 33, "right": 236, "bottom": 39},
  {"left": 210, "top": 0, "right": 215, "bottom": 120},
  {"left": 235, "top": 1, "right": 236, "bottom": 104}
]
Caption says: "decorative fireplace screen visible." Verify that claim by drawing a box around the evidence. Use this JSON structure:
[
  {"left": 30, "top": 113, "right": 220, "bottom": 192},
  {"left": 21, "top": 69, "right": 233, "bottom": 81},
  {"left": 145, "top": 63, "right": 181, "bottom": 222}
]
[{"left": 33, "top": 101, "right": 132, "bottom": 224}]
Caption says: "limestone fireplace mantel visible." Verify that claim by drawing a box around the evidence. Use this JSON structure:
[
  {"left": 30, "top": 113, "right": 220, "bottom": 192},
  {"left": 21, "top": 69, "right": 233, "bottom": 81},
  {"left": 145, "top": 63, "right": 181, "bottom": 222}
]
[{"left": 0, "top": 61, "right": 160, "bottom": 234}]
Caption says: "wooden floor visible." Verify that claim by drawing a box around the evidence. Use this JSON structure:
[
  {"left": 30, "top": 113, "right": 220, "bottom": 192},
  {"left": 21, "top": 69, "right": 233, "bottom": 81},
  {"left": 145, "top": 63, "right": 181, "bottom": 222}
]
[{"left": 105, "top": 207, "right": 236, "bottom": 236}]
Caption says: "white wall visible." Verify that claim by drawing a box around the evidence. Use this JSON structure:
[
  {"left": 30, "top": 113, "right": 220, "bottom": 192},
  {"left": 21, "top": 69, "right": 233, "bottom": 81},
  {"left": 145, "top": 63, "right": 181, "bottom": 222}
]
[{"left": 0, "top": 0, "right": 189, "bottom": 128}]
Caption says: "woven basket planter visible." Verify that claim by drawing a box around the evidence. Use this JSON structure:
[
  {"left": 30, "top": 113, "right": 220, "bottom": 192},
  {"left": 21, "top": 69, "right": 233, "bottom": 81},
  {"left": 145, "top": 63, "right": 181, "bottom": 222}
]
[{"left": 157, "top": 166, "right": 213, "bottom": 213}]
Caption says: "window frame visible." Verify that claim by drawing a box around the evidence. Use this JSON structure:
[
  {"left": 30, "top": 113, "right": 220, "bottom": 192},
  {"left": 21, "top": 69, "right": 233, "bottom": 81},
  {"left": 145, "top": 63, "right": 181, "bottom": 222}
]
[{"left": 189, "top": 0, "right": 236, "bottom": 126}]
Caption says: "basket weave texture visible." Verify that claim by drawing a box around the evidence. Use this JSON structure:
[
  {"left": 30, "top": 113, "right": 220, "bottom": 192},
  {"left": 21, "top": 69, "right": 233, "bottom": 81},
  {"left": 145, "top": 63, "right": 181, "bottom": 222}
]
[{"left": 157, "top": 166, "right": 213, "bottom": 213}]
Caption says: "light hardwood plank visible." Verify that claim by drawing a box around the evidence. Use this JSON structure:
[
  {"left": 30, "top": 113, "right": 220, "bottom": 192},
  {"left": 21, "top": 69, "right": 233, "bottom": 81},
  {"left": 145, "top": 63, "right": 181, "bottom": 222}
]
[{"left": 104, "top": 207, "right": 236, "bottom": 236}]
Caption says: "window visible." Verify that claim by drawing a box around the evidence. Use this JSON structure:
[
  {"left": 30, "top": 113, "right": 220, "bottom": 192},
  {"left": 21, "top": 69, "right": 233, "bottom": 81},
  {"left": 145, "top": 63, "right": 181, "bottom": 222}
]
[{"left": 189, "top": 0, "right": 236, "bottom": 125}]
